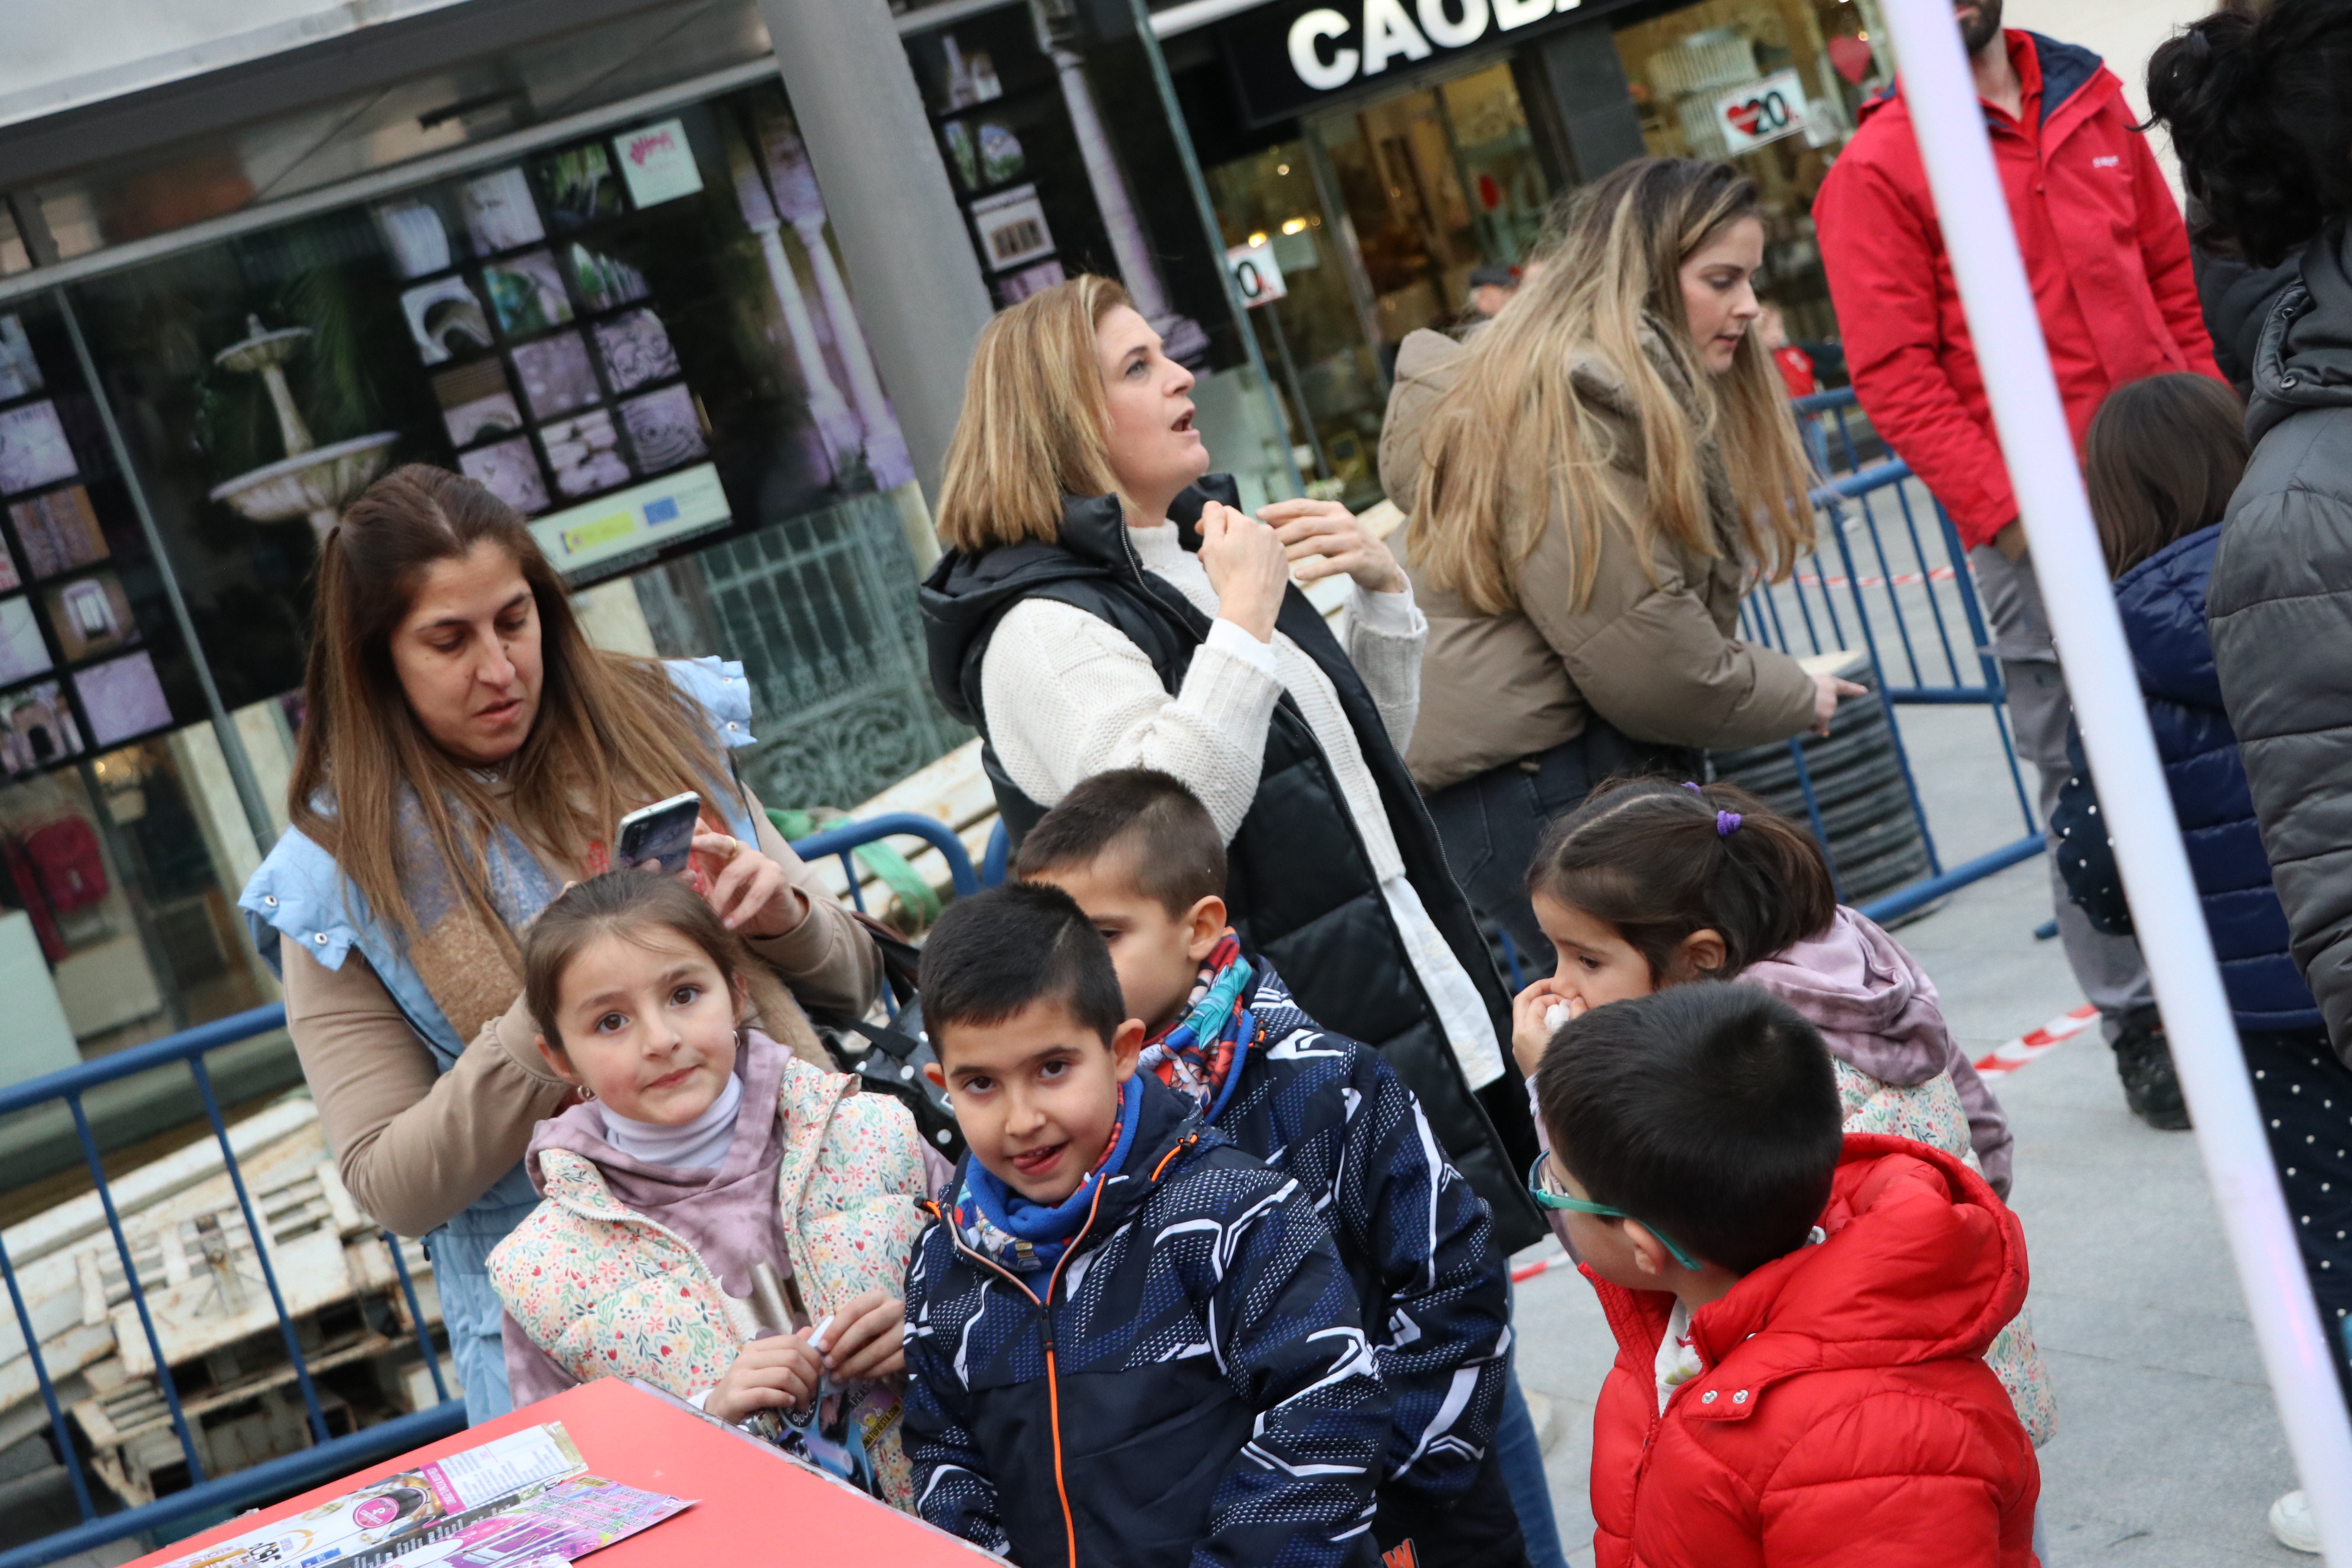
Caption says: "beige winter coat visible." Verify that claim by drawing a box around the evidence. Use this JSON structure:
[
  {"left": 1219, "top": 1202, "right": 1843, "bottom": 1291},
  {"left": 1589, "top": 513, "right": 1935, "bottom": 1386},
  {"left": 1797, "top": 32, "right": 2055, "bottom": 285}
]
[{"left": 1378, "top": 328, "right": 1817, "bottom": 793}]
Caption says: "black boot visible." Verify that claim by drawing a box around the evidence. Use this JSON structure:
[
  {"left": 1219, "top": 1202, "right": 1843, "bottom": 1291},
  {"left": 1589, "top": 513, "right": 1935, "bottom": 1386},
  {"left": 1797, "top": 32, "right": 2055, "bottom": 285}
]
[{"left": 2111, "top": 1009, "right": 2191, "bottom": 1130}]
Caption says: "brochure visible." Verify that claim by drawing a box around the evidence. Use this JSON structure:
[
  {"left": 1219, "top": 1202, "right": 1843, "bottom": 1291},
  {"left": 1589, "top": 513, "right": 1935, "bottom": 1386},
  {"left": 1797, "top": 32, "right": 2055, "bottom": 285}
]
[{"left": 155, "top": 1423, "right": 685, "bottom": 1568}]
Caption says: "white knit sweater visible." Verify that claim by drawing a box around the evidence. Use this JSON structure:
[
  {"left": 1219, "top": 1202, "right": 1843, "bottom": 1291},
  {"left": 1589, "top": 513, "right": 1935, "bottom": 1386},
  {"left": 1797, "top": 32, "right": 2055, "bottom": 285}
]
[{"left": 981, "top": 519, "right": 1506, "bottom": 1087}]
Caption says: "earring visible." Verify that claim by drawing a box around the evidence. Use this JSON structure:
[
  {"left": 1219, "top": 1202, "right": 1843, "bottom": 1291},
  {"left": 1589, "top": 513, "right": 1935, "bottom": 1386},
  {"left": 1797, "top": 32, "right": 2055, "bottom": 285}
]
[{"left": 576, "top": 1084, "right": 596, "bottom": 1102}]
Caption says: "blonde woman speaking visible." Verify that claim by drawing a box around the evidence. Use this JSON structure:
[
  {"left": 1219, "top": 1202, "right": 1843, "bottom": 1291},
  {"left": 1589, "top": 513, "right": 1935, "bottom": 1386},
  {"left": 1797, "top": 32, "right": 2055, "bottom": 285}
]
[{"left": 1381, "top": 157, "right": 1856, "bottom": 970}]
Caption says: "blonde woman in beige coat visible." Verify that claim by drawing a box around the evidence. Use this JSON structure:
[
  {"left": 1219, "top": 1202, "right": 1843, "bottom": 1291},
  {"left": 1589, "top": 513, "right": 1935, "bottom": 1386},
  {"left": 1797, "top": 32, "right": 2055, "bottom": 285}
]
[{"left": 1381, "top": 157, "right": 1857, "bottom": 970}]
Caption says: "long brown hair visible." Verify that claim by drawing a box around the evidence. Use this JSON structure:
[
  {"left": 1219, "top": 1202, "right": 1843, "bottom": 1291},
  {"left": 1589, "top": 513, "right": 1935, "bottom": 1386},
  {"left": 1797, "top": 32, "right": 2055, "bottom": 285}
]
[
  {"left": 289, "top": 465, "right": 735, "bottom": 950},
  {"left": 2085, "top": 373, "right": 2249, "bottom": 577},
  {"left": 1409, "top": 158, "right": 1816, "bottom": 616},
  {"left": 1527, "top": 778, "right": 1837, "bottom": 981},
  {"left": 935, "top": 275, "right": 1133, "bottom": 553},
  {"left": 522, "top": 869, "right": 747, "bottom": 1051}
]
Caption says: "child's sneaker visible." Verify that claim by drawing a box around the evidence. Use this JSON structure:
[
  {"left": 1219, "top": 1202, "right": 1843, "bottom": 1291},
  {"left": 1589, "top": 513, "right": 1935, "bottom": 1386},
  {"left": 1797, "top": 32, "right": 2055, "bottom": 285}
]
[
  {"left": 2269, "top": 1489, "right": 2320, "bottom": 1554},
  {"left": 2111, "top": 1011, "right": 2190, "bottom": 1129}
]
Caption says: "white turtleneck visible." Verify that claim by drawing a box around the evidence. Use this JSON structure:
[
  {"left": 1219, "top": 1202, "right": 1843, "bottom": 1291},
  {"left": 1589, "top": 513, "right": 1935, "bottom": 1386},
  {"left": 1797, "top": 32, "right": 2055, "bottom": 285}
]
[{"left": 597, "top": 1070, "right": 746, "bottom": 1171}]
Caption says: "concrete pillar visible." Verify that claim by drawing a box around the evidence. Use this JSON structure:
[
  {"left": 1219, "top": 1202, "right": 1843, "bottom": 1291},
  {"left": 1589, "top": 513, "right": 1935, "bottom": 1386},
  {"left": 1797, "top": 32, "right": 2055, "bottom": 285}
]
[{"left": 756, "top": 0, "right": 997, "bottom": 498}]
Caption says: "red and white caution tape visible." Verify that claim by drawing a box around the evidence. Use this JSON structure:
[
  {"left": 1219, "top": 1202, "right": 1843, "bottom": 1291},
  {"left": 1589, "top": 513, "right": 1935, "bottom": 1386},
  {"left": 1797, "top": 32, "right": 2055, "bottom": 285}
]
[
  {"left": 1793, "top": 565, "right": 1958, "bottom": 590},
  {"left": 1971, "top": 1003, "right": 2097, "bottom": 1080},
  {"left": 1512, "top": 1252, "right": 1577, "bottom": 1284}
]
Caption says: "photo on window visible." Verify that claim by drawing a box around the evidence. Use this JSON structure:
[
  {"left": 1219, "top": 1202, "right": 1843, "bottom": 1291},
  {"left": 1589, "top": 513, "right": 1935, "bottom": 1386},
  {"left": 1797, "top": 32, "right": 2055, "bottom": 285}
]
[
  {"left": 0, "top": 314, "right": 41, "bottom": 401},
  {"left": 9, "top": 485, "right": 107, "bottom": 579},
  {"left": 73, "top": 649, "right": 173, "bottom": 747},
  {"left": 400, "top": 276, "right": 494, "bottom": 365},
  {"left": 511, "top": 332, "right": 601, "bottom": 422},
  {"left": 458, "top": 166, "right": 546, "bottom": 254},
  {"left": 0, "top": 678, "right": 82, "bottom": 775},
  {"left": 0, "top": 401, "right": 78, "bottom": 495},
  {"left": 541, "top": 409, "right": 631, "bottom": 498},
  {"left": 0, "top": 594, "right": 54, "bottom": 684},
  {"left": 43, "top": 571, "right": 138, "bottom": 662},
  {"left": 619, "top": 384, "right": 705, "bottom": 471},
  {"left": 483, "top": 250, "right": 575, "bottom": 337},
  {"left": 593, "top": 309, "right": 680, "bottom": 394},
  {"left": 459, "top": 437, "right": 551, "bottom": 515},
  {"left": 433, "top": 360, "right": 525, "bottom": 448}
]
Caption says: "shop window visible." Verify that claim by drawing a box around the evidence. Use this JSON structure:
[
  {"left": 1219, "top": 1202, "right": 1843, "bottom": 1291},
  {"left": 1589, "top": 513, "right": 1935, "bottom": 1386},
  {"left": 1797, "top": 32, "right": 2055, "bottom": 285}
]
[
  {"left": 1203, "top": 60, "right": 1557, "bottom": 509},
  {"left": 1614, "top": 0, "right": 1893, "bottom": 348},
  {"left": 61, "top": 81, "right": 963, "bottom": 844},
  {"left": 0, "top": 299, "right": 279, "bottom": 1072}
]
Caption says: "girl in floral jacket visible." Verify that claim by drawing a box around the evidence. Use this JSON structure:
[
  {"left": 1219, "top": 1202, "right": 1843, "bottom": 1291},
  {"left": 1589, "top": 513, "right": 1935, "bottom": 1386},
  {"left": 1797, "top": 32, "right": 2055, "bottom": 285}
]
[{"left": 486, "top": 870, "right": 937, "bottom": 1506}]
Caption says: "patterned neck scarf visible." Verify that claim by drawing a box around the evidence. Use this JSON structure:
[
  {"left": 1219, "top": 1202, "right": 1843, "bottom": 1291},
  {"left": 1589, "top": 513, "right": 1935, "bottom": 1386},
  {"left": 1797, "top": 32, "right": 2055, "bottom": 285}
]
[
  {"left": 954, "top": 1075, "right": 1144, "bottom": 1275},
  {"left": 1138, "top": 932, "right": 1256, "bottom": 1122}
]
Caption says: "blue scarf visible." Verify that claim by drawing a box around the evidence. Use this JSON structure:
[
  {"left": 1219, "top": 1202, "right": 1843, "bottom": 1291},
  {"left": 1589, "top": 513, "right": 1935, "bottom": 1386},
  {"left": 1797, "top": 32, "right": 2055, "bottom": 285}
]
[
  {"left": 1138, "top": 933, "right": 1256, "bottom": 1123},
  {"left": 954, "top": 1074, "right": 1145, "bottom": 1274}
]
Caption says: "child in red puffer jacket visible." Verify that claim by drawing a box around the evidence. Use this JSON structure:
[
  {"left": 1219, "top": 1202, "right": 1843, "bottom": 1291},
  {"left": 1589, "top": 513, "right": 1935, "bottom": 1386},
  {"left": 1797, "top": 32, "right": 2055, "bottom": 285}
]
[{"left": 1530, "top": 983, "right": 2039, "bottom": 1568}]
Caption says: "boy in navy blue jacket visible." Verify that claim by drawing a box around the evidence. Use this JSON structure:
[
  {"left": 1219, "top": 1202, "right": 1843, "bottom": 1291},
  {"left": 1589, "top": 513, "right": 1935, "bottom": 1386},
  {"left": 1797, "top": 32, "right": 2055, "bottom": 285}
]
[
  {"left": 904, "top": 882, "right": 1389, "bottom": 1568},
  {"left": 1021, "top": 770, "right": 1524, "bottom": 1568}
]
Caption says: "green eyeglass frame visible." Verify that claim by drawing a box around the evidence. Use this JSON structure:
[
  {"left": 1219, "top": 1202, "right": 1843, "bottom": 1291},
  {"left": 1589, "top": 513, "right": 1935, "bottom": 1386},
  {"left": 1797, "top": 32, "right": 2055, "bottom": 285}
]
[{"left": 1526, "top": 1154, "right": 1704, "bottom": 1272}]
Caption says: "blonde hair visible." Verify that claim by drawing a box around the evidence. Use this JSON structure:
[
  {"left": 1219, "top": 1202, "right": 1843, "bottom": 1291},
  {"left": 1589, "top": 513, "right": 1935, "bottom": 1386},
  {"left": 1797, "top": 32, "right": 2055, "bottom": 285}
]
[
  {"left": 935, "top": 276, "right": 1135, "bottom": 553},
  {"left": 1409, "top": 158, "right": 1816, "bottom": 616},
  {"left": 289, "top": 465, "right": 736, "bottom": 953}
]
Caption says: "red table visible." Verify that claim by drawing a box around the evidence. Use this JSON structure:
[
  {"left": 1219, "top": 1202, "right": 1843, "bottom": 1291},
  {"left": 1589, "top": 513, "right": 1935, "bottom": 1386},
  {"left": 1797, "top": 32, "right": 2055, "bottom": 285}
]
[{"left": 127, "top": 1380, "right": 991, "bottom": 1567}]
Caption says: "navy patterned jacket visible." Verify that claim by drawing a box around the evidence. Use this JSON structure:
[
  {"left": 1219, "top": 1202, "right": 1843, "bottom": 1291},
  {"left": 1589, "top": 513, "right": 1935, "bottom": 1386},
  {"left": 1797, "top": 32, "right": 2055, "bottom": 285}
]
[
  {"left": 900, "top": 1074, "right": 1388, "bottom": 1568},
  {"left": 1216, "top": 959, "right": 1510, "bottom": 1502}
]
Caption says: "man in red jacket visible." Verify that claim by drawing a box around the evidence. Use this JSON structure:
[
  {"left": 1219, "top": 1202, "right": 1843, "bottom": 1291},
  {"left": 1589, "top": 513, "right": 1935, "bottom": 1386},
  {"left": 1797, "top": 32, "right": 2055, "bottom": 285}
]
[
  {"left": 1533, "top": 985, "right": 2039, "bottom": 1568},
  {"left": 1814, "top": 0, "right": 2224, "bottom": 1129}
]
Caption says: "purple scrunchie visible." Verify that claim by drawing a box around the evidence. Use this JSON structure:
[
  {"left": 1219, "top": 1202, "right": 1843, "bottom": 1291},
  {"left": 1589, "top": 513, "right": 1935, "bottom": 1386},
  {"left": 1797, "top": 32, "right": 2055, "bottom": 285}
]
[{"left": 1716, "top": 811, "right": 1743, "bottom": 837}]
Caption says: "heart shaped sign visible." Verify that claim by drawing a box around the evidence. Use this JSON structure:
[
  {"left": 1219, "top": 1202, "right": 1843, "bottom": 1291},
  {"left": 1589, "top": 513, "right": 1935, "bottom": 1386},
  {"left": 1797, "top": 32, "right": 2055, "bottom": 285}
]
[
  {"left": 1726, "top": 99, "right": 1765, "bottom": 136},
  {"left": 1829, "top": 34, "right": 1875, "bottom": 85}
]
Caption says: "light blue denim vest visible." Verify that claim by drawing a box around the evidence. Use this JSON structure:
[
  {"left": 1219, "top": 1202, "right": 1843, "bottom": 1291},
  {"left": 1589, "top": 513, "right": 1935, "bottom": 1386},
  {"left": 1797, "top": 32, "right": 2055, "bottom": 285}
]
[{"left": 240, "top": 657, "right": 759, "bottom": 1422}]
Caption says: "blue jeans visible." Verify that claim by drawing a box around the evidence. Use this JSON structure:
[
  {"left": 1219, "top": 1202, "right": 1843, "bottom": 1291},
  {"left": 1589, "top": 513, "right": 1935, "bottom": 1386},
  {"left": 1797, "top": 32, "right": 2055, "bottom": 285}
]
[{"left": 1495, "top": 1361, "right": 1567, "bottom": 1568}]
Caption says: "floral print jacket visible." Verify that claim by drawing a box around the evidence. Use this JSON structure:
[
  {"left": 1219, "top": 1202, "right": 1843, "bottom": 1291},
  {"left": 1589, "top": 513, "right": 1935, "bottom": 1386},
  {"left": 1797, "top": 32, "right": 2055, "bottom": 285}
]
[{"left": 487, "top": 1050, "right": 929, "bottom": 1505}]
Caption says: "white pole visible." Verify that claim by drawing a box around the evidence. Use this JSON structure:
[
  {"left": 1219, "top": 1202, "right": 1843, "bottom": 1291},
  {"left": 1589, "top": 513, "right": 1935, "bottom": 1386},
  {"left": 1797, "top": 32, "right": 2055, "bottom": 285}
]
[{"left": 1877, "top": 1, "right": 2352, "bottom": 1555}]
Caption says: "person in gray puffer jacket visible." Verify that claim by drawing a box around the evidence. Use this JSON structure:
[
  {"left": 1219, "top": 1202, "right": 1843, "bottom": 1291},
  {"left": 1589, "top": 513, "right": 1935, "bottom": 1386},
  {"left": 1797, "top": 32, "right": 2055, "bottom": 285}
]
[{"left": 2151, "top": 1, "right": 2352, "bottom": 1071}]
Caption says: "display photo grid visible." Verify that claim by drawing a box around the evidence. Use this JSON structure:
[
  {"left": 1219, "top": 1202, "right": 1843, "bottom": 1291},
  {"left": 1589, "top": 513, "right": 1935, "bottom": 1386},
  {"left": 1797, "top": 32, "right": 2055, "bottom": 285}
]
[
  {"left": 384, "top": 132, "right": 709, "bottom": 521},
  {"left": 0, "top": 312, "right": 174, "bottom": 776}
]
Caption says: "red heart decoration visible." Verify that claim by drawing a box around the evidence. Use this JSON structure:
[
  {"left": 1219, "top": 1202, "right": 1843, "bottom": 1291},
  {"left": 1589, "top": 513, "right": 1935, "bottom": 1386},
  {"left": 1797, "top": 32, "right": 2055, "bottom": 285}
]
[
  {"left": 1726, "top": 100, "right": 1765, "bottom": 136},
  {"left": 1830, "top": 35, "right": 1874, "bottom": 85}
]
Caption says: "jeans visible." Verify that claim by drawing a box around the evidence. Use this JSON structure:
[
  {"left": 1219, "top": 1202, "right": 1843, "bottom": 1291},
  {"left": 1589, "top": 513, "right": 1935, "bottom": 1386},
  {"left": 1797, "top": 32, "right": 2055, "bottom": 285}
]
[
  {"left": 1495, "top": 1361, "right": 1569, "bottom": 1568},
  {"left": 1967, "top": 545, "right": 2154, "bottom": 1038}
]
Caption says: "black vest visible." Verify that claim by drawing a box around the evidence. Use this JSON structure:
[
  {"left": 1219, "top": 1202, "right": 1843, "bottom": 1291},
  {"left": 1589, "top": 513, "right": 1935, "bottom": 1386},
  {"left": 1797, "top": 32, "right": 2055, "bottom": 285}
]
[{"left": 920, "top": 479, "right": 1543, "bottom": 1252}]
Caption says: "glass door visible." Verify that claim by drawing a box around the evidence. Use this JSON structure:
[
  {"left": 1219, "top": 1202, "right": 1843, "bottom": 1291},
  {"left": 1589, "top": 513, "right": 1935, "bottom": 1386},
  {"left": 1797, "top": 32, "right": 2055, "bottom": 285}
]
[{"left": 1202, "top": 60, "right": 1556, "bottom": 509}]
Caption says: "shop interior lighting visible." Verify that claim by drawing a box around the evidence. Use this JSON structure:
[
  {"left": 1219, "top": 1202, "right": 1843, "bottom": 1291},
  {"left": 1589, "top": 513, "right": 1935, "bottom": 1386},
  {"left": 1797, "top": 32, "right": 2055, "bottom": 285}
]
[
  {"left": 1247, "top": 230, "right": 1267, "bottom": 246},
  {"left": 1281, "top": 217, "right": 1308, "bottom": 234}
]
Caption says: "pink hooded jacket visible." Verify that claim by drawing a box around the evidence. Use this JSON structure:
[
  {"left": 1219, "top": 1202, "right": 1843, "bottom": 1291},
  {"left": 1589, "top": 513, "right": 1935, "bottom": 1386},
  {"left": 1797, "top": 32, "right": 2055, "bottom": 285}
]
[{"left": 1742, "top": 907, "right": 2014, "bottom": 1196}]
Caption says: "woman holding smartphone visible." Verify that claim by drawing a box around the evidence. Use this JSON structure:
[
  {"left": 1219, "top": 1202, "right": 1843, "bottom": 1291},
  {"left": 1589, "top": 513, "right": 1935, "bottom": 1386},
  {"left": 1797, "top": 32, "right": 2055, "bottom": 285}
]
[{"left": 242, "top": 465, "right": 878, "bottom": 1422}]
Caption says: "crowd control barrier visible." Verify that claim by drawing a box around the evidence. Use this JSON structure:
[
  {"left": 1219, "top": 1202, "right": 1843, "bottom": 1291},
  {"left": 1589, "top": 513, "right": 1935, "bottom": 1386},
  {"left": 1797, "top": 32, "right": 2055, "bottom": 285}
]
[
  {"left": 0, "top": 816, "right": 972, "bottom": 1568},
  {"left": 1742, "top": 386, "right": 2044, "bottom": 925}
]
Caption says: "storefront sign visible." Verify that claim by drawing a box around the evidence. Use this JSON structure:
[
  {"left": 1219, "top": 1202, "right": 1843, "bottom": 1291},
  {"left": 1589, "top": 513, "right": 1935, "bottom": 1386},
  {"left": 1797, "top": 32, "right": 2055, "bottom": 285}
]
[
  {"left": 1713, "top": 68, "right": 1810, "bottom": 153},
  {"left": 1226, "top": 240, "right": 1289, "bottom": 307},
  {"left": 532, "top": 462, "right": 731, "bottom": 581},
  {"left": 1219, "top": 0, "right": 1638, "bottom": 124}
]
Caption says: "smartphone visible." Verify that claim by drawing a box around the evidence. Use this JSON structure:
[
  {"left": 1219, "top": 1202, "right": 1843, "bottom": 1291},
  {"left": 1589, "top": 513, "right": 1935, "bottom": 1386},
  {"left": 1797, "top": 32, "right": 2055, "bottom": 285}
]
[{"left": 615, "top": 791, "right": 703, "bottom": 872}]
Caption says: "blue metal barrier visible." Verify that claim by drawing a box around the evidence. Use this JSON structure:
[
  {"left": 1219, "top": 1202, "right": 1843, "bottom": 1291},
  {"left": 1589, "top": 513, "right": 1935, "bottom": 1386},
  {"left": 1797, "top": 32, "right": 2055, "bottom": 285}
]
[
  {"left": 0, "top": 1005, "right": 460, "bottom": 1568},
  {"left": 1750, "top": 388, "right": 2044, "bottom": 925},
  {"left": 0, "top": 818, "right": 975, "bottom": 1567}
]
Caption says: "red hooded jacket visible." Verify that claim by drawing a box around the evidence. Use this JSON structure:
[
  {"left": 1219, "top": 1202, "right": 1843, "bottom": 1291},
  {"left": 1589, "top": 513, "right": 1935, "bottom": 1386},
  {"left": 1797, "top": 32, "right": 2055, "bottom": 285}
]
[
  {"left": 1583, "top": 1135, "right": 2039, "bottom": 1568},
  {"left": 1812, "top": 31, "right": 2222, "bottom": 551}
]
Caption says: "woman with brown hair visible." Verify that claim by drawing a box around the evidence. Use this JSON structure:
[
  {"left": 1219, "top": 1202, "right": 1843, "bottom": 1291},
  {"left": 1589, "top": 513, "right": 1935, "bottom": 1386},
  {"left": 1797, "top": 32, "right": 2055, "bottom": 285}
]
[
  {"left": 241, "top": 465, "right": 878, "bottom": 1422},
  {"left": 1379, "top": 157, "right": 1855, "bottom": 975},
  {"left": 918, "top": 273, "right": 1555, "bottom": 1564}
]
